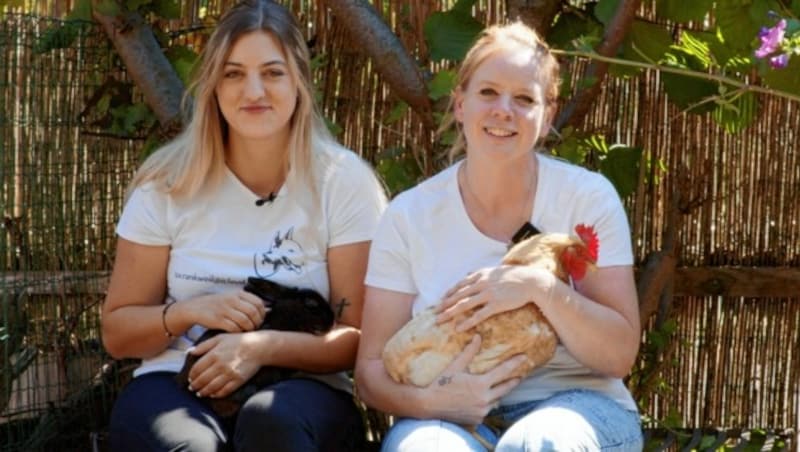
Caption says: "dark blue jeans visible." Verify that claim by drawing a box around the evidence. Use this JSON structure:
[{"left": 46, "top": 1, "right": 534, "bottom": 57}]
[{"left": 109, "top": 372, "right": 364, "bottom": 452}]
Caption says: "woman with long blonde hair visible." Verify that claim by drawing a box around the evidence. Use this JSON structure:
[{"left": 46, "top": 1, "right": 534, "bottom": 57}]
[{"left": 103, "top": 1, "right": 386, "bottom": 450}]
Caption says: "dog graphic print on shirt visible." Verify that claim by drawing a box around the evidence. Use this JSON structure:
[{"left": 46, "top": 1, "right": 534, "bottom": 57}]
[{"left": 253, "top": 228, "right": 305, "bottom": 278}]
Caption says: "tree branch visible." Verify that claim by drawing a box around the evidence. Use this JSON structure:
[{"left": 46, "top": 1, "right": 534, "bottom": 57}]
[
  {"left": 553, "top": 49, "right": 800, "bottom": 104},
  {"left": 324, "top": 0, "right": 433, "bottom": 129},
  {"left": 555, "top": 0, "right": 641, "bottom": 130},
  {"left": 92, "top": 3, "right": 184, "bottom": 128}
]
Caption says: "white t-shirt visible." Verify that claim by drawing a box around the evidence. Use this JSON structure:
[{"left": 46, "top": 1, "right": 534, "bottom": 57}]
[
  {"left": 366, "top": 153, "right": 637, "bottom": 410},
  {"left": 117, "top": 146, "right": 387, "bottom": 393}
]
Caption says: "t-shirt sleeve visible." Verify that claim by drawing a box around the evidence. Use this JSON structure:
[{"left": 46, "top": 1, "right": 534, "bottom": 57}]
[
  {"left": 327, "top": 155, "right": 388, "bottom": 247},
  {"left": 116, "top": 184, "right": 171, "bottom": 246},
  {"left": 364, "top": 198, "right": 417, "bottom": 294},
  {"left": 579, "top": 175, "right": 633, "bottom": 267}
]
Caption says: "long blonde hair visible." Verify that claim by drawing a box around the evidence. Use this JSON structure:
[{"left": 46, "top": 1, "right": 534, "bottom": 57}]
[
  {"left": 442, "top": 22, "right": 561, "bottom": 162},
  {"left": 129, "top": 0, "right": 336, "bottom": 198}
]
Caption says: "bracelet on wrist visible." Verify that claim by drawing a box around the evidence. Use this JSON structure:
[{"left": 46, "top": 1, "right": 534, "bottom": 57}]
[{"left": 162, "top": 301, "right": 177, "bottom": 339}]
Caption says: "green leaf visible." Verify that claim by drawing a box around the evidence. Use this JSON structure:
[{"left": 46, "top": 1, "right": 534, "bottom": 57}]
[
  {"left": 698, "top": 435, "right": 717, "bottom": 449},
  {"left": 661, "top": 408, "right": 683, "bottom": 428},
  {"left": 598, "top": 145, "right": 642, "bottom": 198},
  {"left": 152, "top": 0, "right": 181, "bottom": 19},
  {"left": 97, "top": 93, "right": 111, "bottom": 116},
  {"left": 712, "top": 90, "right": 758, "bottom": 133},
  {"left": 664, "top": 319, "right": 677, "bottom": 334},
  {"left": 675, "top": 31, "right": 711, "bottom": 68},
  {"left": 125, "top": 103, "right": 153, "bottom": 133},
  {"left": 310, "top": 53, "right": 327, "bottom": 72},
  {"left": 67, "top": 0, "right": 93, "bottom": 21},
  {"left": 324, "top": 116, "right": 343, "bottom": 137},
  {"left": 548, "top": 11, "right": 603, "bottom": 49},
  {"left": 715, "top": 1, "right": 755, "bottom": 51},
  {"left": 139, "top": 132, "right": 164, "bottom": 160},
  {"left": 452, "top": 0, "right": 477, "bottom": 14},
  {"left": 786, "top": 18, "right": 800, "bottom": 35},
  {"left": 659, "top": 32, "right": 745, "bottom": 114},
  {"left": 585, "top": 134, "right": 609, "bottom": 153},
  {"left": 660, "top": 53, "right": 718, "bottom": 114},
  {"left": 655, "top": 0, "right": 712, "bottom": 22},
  {"left": 572, "top": 35, "right": 602, "bottom": 53},
  {"left": 108, "top": 102, "right": 154, "bottom": 136},
  {"left": 552, "top": 134, "right": 590, "bottom": 165},
  {"left": 680, "top": 30, "right": 737, "bottom": 69},
  {"left": 439, "top": 128, "right": 458, "bottom": 146},
  {"left": 630, "top": 20, "right": 672, "bottom": 62},
  {"left": 424, "top": 9, "right": 483, "bottom": 62},
  {"left": 647, "top": 329, "right": 667, "bottom": 349},
  {"left": 761, "top": 55, "right": 800, "bottom": 97},
  {"left": 384, "top": 101, "right": 408, "bottom": 124},
  {"left": 165, "top": 45, "right": 198, "bottom": 86},
  {"left": 126, "top": 0, "right": 151, "bottom": 11},
  {"left": 716, "top": 0, "right": 781, "bottom": 51},
  {"left": 94, "top": 0, "right": 121, "bottom": 16},
  {"left": 34, "top": 23, "right": 81, "bottom": 53},
  {"left": 594, "top": 0, "right": 621, "bottom": 27},
  {"left": 611, "top": 20, "right": 672, "bottom": 77},
  {"left": 376, "top": 147, "right": 422, "bottom": 196},
  {"left": 427, "top": 69, "right": 457, "bottom": 101}
]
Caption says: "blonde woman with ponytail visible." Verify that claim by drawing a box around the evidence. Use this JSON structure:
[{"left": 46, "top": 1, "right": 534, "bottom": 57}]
[{"left": 356, "top": 22, "right": 642, "bottom": 451}]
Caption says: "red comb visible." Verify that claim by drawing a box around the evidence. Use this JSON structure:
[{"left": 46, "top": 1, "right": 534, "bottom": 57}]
[{"left": 574, "top": 224, "right": 598, "bottom": 262}]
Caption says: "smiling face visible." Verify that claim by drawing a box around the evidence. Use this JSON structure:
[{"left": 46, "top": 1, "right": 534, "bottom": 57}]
[
  {"left": 215, "top": 31, "right": 298, "bottom": 147},
  {"left": 454, "top": 46, "right": 554, "bottom": 160}
]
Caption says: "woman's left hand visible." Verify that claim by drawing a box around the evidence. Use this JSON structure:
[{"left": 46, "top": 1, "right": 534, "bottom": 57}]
[
  {"left": 436, "top": 264, "right": 557, "bottom": 332},
  {"left": 186, "top": 332, "right": 263, "bottom": 398}
]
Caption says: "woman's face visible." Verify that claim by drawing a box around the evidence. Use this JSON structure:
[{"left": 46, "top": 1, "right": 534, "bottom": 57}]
[
  {"left": 454, "top": 46, "right": 552, "bottom": 161},
  {"left": 215, "top": 31, "right": 298, "bottom": 146}
]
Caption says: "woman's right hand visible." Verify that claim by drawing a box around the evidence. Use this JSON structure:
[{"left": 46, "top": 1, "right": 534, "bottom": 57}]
[
  {"left": 181, "top": 290, "right": 268, "bottom": 333},
  {"left": 422, "top": 335, "right": 525, "bottom": 425}
]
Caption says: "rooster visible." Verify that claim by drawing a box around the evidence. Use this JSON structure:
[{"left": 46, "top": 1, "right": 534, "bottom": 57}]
[{"left": 382, "top": 224, "right": 599, "bottom": 388}]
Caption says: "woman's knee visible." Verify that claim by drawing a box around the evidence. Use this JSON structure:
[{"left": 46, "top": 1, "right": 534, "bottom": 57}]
[
  {"left": 495, "top": 412, "right": 596, "bottom": 452},
  {"left": 234, "top": 379, "right": 365, "bottom": 451},
  {"left": 381, "top": 418, "right": 493, "bottom": 452},
  {"left": 235, "top": 389, "right": 302, "bottom": 438},
  {"left": 109, "top": 400, "right": 227, "bottom": 452},
  {"left": 495, "top": 390, "right": 642, "bottom": 452},
  {"left": 109, "top": 373, "right": 228, "bottom": 452}
]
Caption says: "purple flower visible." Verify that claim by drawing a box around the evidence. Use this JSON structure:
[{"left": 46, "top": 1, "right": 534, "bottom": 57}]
[
  {"left": 769, "top": 53, "right": 790, "bottom": 69},
  {"left": 755, "top": 19, "right": 786, "bottom": 58}
]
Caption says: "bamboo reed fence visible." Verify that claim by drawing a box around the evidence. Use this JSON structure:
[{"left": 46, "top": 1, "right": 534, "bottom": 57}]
[{"left": 0, "top": 1, "right": 798, "bottom": 450}]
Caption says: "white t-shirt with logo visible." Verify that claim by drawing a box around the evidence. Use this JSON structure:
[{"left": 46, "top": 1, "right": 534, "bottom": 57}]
[
  {"left": 366, "top": 153, "right": 637, "bottom": 410},
  {"left": 117, "top": 146, "right": 387, "bottom": 393}
]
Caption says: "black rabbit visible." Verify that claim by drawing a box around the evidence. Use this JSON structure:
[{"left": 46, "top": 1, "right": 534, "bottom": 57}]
[{"left": 175, "top": 277, "right": 335, "bottom": 417}]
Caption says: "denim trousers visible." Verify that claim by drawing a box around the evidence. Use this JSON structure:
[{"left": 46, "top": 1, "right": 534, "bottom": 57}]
[{"left": 381, "top": 389, "right": 643, "bottom": 452}]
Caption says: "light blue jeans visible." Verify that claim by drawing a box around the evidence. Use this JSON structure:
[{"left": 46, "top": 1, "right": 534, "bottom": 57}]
[{"left": 380, "top": 389, "right": 643, "bottom": 452}]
